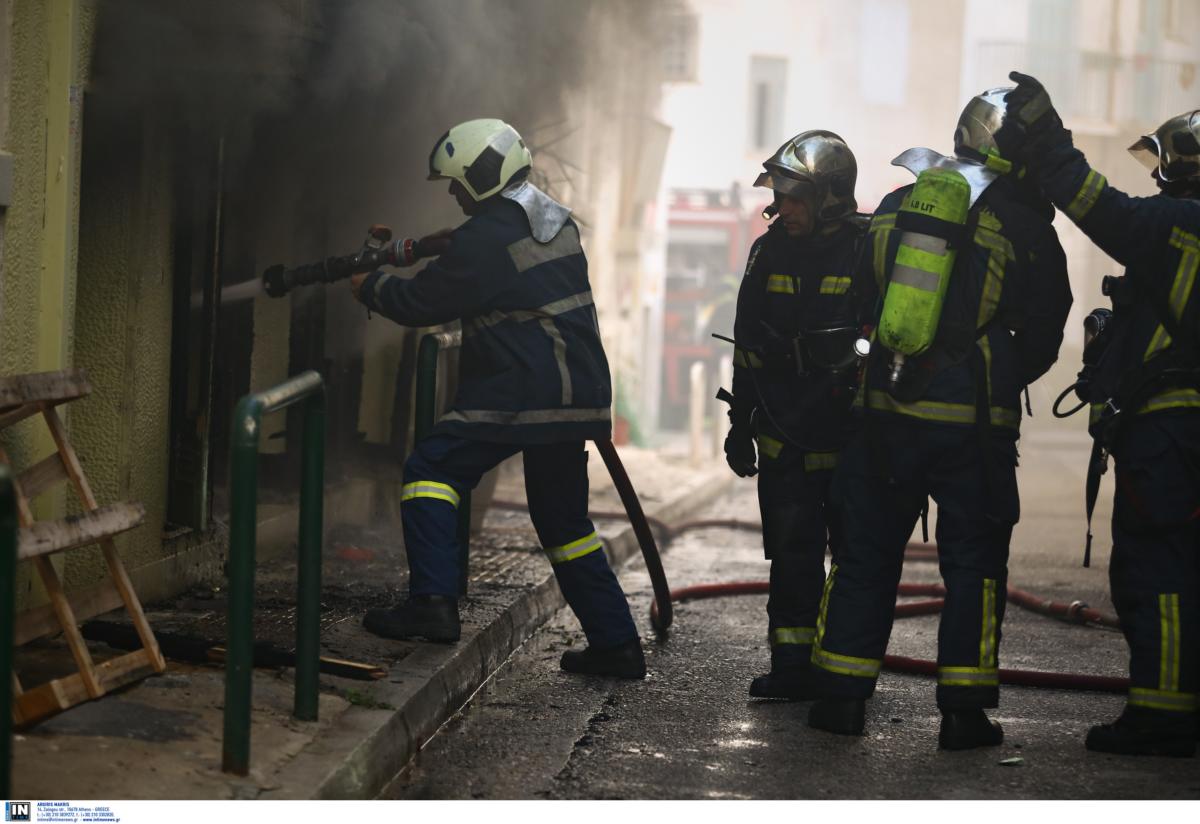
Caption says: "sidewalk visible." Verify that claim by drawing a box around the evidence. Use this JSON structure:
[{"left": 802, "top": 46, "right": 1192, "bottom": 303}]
[{"left": 8, "top": 445, "right": 732, "bottom": 800}]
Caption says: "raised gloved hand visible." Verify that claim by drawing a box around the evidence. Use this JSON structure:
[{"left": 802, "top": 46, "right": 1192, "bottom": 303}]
[
  {"left": 724, "top": 421, "right": 758, "bottom": 478},
  {"left": 994, "top": 71, "right": 1069, "bottom": 163}
]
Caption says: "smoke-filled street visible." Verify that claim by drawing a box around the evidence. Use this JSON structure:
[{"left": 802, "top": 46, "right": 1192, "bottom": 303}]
[{"left": 390, "top": 438, "right": 1198, "bottom": 800}]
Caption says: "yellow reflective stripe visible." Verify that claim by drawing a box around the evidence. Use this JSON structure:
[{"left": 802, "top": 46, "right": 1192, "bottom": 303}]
[
  {"left": 979, "top": 578, "right": 997, "bottom": 669},
  {"left": 978, "top": 334, "right": 994, "bottom": 403},
  {"left": 771, "top": 626, "right": 816, "bottom": 646},
  {"left": 976, "top": 249, "right": 1006, "bottom": 329},
  {"left": 1159, "top": 593, "right": 1181, "bottom": 693},
  {"left": 757, "top": 434, "right": 783, "bottom": 460},
  {"left": 819, "top": 276, "right": 852, "bottom": 295},
  {"left": 804, "top": 451, "right": 838, "bottom": 472},
  {"left": 938, "top": 666, "right": 1000, "bottom": 687},
  {"left": 733, "top": 347, "right": 764, "bottom": 369},
  {"left": 1145, "top": 227, "right": 1200, "bottom": 359},
  {"left": 813, "top": 647, "right": 883, "bottom": 679},
  {"left": 767, "top": 274, "right": 797, "bottom": 294},
  {"left": 871, "top": 215, "right": 896, "bottom": 289},
  {"left": 1066, "top": 170, "right": 1106, "bottom": 221},
  {"left": 545, "top": 531, "right": 604, "bottom": 564},
  {"left": 815, "top": 563, "right": 837, "bottom": 647},
  {"left": 866, "top": 390, "right": 1020, "bottom": 430},
  {"left": 973, "top": 225, "right": 1015, "bottom": 260},
  {"left": 1129, "top": 687, "right": 1198, "bottom": 713},
  {"left": 1090, "top": 402, "right": 1106, "bottom": 426},
  {"left": 1138, "top": 388, "right": 1200, "bottom": 414},
  {"left": 401, "top": 480, "right": 461, "bottom": 508}
]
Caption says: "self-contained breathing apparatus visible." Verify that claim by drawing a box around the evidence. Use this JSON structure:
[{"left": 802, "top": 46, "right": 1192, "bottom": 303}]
[
  {"left": 1054, "top": 273, "right": 1200, "bottom": 566},
  {"left": 873, "top": 148, "right": 1001, "bottom": 402}
]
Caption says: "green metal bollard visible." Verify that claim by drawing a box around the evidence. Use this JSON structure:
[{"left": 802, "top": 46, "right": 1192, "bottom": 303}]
[
  {"left": 223, "top": 370, "right": 325, "bottom": 776},
  {"left": 415, "top": 331, "right": 470, "bottom": 594},
  {"left": 1, "top": 465, "right": 16, "bottom": 798}
]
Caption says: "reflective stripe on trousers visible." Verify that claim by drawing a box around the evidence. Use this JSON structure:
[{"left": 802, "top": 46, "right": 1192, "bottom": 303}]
[
  {"left": 544, "top": 531, "right": 604, "bottom": 565},
  {"left": 812, "top": 564, "right": 883, "bottom": 679},
  {"left": 771, "top": 626, "right": 816, "bottom": 647},
  {"left": 401, "top": 480, "right": 461, "bottom": 508}
]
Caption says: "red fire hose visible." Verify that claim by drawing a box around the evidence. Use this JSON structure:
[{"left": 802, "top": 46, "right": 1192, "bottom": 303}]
[
  {"left": 491, "top": 470, "right": 1127, "bottom": 692},
  {"left": 644, "top": 537, "right": 1129, "bottom": 694}
]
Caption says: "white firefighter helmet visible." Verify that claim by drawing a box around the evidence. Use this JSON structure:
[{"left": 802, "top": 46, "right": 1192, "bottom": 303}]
[
  {"left": 1128, "top": 109, "right": 1200, "bottom": 183},
  {"left": 428, "top": 118, "right": 532, "bottom": 202},
  {"left": 754, "top": 130, "right": 858, "bottom": 222}
]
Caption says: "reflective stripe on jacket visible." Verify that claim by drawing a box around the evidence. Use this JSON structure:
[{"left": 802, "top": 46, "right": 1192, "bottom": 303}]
[{"left": 361, "top": 198, "right": 612, "bottom": 444}]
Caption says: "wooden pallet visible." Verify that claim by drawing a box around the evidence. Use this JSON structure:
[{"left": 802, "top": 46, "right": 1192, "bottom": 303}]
[{"left": 1, "top": 368, "right": 165, "bottom": 728}]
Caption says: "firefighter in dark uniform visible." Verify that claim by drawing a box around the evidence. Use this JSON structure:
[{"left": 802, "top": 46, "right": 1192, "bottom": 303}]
[
  {"left": 1000, "top": 72, "right": 1200, "bottom": 757},
  {"left": 350, "top": 119, "right": 644, "bottom": 679},
  {"left": 724, "top": 131, "right": 866, "bottom": 699},
  {"left": 805, "top": 89, "right": 1073, "bottom": 748}
]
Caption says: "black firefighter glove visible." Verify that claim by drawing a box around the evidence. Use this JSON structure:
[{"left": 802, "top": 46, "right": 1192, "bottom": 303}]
[
  {"left": 724, "top": 414, "right": 758, "bottom": 478},
  {"left": 994, "top": 71, "right": 1070, "bottom": 167}
]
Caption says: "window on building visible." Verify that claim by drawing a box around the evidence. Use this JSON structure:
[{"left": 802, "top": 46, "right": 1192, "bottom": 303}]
[
  {"left": 662, "top": 12, "right": 699, "bottom": 82},
  {"left": 748, "top": 56, "right": 788, "bottom": 152}
]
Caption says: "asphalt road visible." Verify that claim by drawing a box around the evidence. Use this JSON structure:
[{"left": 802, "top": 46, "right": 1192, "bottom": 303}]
[{"left": 386, "top": 445, "right": 1200, "bottom": 800}]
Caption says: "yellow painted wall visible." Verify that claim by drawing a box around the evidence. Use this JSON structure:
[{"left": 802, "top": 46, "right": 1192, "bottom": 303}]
[{"left": 67, "top": 115, "right": 175, "bottom": 589}]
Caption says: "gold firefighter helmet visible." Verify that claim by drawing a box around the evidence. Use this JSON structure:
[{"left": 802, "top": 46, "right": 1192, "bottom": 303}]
[
  {"left": 754, "top": 130, "right": 858, "bottom": 222},
  {"left": 953, "top": 87, "right": 1016, "bottom": 169},
  {"left": 428, "top": 118, "right": 533, "bottom": 202},
  {"left": 1128, "top": 109, "right": 1200, "bottom": 183}
]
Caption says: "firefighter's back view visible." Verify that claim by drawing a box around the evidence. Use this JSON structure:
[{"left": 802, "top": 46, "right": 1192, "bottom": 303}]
[
  {"left": 806, "top": 88, "right": 1073, "bottom": 748},
  {"left": 350, "top": 119, "right": 644, "bottom": 679}
]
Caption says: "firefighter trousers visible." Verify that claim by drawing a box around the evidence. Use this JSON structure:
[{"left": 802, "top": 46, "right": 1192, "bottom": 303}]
[
  {"left": 811, "top": 417, "right": 1020, "bottom": 710},
  {"left": 1109, "top": 412, "right": 1200, "bottom": 724},
  {"left": 757, "top": 449, "right": 842, "bottom": 669},
  {"left": 401, "top": 433, "right": 639, "bottom": 650}
]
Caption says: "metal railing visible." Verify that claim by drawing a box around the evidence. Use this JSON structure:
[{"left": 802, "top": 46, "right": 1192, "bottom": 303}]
[
  {"left": 1, "top": 465, "right": 15, "bottom": 797},
  {"left": 415, "top": 329, "right": 471, "bottom": 594},
  {"left": 223, "top": 370, "right": 325, "bottom": 776}
]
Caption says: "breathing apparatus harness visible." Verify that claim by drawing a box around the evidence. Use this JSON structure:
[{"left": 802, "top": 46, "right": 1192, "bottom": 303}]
[{"left": 1054, "top": 273, "right": 1200, "bottom": 566}]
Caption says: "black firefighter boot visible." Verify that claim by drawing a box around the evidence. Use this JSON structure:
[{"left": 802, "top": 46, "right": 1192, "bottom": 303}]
[
  {"left": 560, "top": 638, "right": 646, "bottom": 680},
  {"left": 749, "top": 654, "right": 820, "bottom": 700},
  {"left": 939, "top": 709, "right": 1004, "bottom": 750},
  {"left": 362, "top": 594, "right": 461, "bottom": 643},
  {"left": 1085, "top": 706, "right": 1197, "bottom": 758},
  {"left": 807, "top": 699, "right": 867, "bottom": 736}
]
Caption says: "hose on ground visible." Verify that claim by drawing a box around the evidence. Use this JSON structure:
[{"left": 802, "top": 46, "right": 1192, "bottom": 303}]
[{"left": 489, "top": 494, "right": 1124, "bottom": 690}]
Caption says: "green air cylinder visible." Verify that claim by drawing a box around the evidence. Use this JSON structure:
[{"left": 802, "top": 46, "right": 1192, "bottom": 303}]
[{"left": 877, "top": 167, "right": 972, "bottom": 356}]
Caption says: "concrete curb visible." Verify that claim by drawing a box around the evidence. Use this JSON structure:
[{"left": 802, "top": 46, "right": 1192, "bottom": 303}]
[{"left": 264, "top": 464, "right": 732, "bottom": 800}]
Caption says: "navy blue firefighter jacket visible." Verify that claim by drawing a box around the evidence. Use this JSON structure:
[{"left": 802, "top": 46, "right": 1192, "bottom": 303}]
[{"left": 357, "top": 197, "right": 612, "bottom": 444}]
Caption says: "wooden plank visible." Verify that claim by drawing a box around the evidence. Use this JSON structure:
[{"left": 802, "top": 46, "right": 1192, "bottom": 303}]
[
  {"left": 0, "top": 368, "right": 90, "bottom": 411},
  {"left": 0, "top": 401, "right": 41, "bottom": 432},
  {"left": 99, "top": 538, "right": 166, "bottom": 672},
  {"left": 17, "top": 501, "right": 145, "bottom": 560},
  {"left": 42, "top": 406, "right": 100, "bottom": 509},
  {"left": 14, "top": 579, "right": 123, "bottom": 647},
  {"left": 12, "top": 649, "right": 154, "bottom": 728},
  {"left": 17, "top": 453, "right": 68, "bottom": 501},
  {"left": 32, "top": 556, "right": 104, "bottom": 698},
  {"left": 12, "top": 673, "right": 23, "bottom": 697}
]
